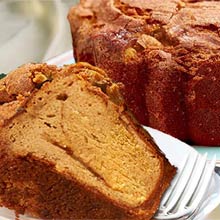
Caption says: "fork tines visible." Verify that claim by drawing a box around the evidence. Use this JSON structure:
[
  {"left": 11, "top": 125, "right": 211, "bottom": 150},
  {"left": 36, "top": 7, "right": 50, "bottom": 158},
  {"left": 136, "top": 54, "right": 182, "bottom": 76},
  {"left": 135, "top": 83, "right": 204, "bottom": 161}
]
[{"left": 155, "top": 152, "right": 216, "bottom": 220}]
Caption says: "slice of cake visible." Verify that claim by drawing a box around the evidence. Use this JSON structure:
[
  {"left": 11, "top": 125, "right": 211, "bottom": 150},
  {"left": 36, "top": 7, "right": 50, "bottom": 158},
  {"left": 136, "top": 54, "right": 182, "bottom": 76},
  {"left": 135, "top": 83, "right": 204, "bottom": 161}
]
[{"left": 0, "top": 62, "right": 176, "bottom": 219}]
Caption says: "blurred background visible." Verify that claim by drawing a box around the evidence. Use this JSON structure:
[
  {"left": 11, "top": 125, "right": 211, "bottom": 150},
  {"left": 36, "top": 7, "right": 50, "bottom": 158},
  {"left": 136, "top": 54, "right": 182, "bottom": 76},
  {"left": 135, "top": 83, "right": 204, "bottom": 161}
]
[{"left": 0, "top": 0, "right": 78, "bottom": 73}]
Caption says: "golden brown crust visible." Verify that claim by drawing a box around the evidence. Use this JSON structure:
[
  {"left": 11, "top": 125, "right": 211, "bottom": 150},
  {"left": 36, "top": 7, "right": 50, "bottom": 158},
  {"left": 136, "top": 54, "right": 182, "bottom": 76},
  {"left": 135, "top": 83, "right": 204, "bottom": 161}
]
[{"left": 0, "top": 63, "right": 60, "bottom": 127}]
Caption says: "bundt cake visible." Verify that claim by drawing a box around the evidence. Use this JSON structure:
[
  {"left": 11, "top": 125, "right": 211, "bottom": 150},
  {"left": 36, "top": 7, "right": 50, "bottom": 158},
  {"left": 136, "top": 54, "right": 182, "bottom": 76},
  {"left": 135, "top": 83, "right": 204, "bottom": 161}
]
[
  {"left": 0, "top": 63, "right": 176, "bottom": 219},
  {"left": 68, "top": 0, "right": 220, "bottom": 145}
]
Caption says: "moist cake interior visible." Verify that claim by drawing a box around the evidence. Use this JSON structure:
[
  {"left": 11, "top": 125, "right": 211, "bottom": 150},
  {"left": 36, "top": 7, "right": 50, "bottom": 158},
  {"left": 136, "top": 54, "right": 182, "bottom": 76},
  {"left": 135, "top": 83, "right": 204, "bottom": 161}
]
[{"left": 4, "top": 71, "right": 162, "bottom": 207}]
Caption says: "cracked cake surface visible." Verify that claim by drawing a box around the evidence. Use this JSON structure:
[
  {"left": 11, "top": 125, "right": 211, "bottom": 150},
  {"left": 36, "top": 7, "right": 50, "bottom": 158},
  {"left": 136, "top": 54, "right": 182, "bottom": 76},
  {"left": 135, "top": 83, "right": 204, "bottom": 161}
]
[
  {"left": 68, "top": 0, "right": 220, "bottom": 145},
  {"left": 0, "top": 62, "right": 176, "bottom": 219}
]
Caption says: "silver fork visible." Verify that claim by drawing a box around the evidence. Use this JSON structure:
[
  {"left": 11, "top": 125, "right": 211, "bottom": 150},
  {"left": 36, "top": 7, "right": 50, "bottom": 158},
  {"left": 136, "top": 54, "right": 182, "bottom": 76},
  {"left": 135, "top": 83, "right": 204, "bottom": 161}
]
[{"left": 154, "top": 152, "right": 216, "bottom": 220}]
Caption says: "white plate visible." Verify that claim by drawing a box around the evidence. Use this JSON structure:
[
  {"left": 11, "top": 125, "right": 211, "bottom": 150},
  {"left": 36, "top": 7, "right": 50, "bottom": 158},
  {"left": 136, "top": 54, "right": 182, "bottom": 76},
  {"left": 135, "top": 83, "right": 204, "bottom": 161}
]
[
  {"left": 146, "top": 127, "right": 220, "bottom": 220},
  {"left": 0, "top": 127, "right": 220, "bottom": 220}
]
